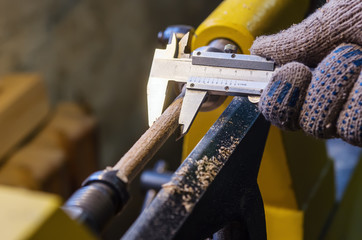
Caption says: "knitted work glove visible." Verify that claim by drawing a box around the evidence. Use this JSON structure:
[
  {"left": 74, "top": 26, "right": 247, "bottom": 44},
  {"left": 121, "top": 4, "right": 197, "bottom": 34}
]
[{"left": 249, "top": 0, "right": 362, "bottom": 146}]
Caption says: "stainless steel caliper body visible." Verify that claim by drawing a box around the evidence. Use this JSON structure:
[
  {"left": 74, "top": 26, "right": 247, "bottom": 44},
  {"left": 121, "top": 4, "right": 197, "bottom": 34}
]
[{"left": 147, "top": 34, "right": 275, "bottom": 135}]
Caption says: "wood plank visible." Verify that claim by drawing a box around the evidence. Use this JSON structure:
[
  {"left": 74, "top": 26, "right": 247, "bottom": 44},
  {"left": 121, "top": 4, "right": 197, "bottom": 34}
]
[
  {"left": 0, "top": 73, "right": 49, "bottom": 161},
  {"left": 0, "top": 102, "right": 97, "bottom": 198}
]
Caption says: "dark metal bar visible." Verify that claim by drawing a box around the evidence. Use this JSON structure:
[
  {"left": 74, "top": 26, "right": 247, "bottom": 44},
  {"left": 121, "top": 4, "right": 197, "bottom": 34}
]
[
  {"left": 62, "top": 170, "right": 129, "bottom": 233},
  {"left": 140, "top": 170, "right": 173, "bottom": 191},
  {"left": 122, "top": 96, "right": 270, "bottom": 240}
]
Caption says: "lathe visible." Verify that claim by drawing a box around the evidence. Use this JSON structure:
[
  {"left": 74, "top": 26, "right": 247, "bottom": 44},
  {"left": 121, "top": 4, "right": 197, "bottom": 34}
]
[{"left": 5, "top": 0, "right": 362, "bottom": 239}]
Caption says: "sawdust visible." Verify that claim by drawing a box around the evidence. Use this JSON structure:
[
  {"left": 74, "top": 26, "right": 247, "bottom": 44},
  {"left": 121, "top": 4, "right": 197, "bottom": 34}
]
[
  {"left": 195, "top": 155, "right": 223, "bottom": 190},
  {"left": 218, "top": 136, "right": 240, "bottom": 160},
  {"left": 161, "top": 136, "right": 240, "bottom": 213}
]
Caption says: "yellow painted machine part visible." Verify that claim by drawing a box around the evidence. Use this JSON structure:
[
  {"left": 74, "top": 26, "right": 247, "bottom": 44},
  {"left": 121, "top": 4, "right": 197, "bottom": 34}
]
[
  {"left": 261, "top": 129, "right": 335, "bottom": 240},
  {"left": 0, "top": 185, "right": 95, "bottom": 240},
  {"left": 264, "top": 204, "right": 304, "bottom": 240},
  {"left": 191, "top": 0, "right": 309, "bottom": 53},
  {"left": 257, "top": 126, "right": 298, "bottom": 209}
]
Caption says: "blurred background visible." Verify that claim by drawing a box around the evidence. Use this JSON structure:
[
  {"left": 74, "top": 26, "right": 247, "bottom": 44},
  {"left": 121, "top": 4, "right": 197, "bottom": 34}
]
[
  {"left": 2, "top": 0, "right": 361, "bottom": 239},
  {"left": 0, "top": 0, "right": 222, "bottom": 238},
  {"left": 0, "top": 0, "right": 221, "bottom": 167}
]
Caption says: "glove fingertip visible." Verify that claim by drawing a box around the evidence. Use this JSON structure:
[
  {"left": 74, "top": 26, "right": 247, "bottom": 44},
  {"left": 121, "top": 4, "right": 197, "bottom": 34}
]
[
  {"left": 259, "top": 62, "right": 312, "bottom": 130},
  {"left": 299, "top": 44, "right": 362, "bottom": 140},
  {"left": 337, "top": 73, "right": 362, "bottom": 147},
  {"left": 250, "top": 35, "right": 283, "bottom": 64},
  {"left": 250, "top": 36, "right": 269, "bottom": 55}
]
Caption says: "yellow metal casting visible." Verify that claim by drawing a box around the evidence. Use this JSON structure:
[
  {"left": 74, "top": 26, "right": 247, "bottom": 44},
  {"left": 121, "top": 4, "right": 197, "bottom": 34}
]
[
  {"left": 264, "top": 205, "right": 304, "bottom": 240},
  {"left": 0, "top": 185, "right": 95, "bottom": 240},
  {"left": 192, "top": 0, "right": 309, "bottom": 53},
  {"left": 258, "top": 126, "right": 298, "bottom": 209}
]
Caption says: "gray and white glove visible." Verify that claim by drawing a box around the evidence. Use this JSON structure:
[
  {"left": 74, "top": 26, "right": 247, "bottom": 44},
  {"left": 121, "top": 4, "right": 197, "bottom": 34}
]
[{"left": 250, "top": 0, "right": 362, "bottom": 146}]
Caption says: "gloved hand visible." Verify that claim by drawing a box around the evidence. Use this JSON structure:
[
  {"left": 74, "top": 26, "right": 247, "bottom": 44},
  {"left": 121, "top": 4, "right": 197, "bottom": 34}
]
[{"left": 250, "top": 0, "right": 362, "bottom": 146}]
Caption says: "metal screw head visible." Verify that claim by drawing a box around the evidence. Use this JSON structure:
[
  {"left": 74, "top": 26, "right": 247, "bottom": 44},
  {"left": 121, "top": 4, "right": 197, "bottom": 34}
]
[{"left": 224, "top": 44, "right": 237, "bottom": 53}]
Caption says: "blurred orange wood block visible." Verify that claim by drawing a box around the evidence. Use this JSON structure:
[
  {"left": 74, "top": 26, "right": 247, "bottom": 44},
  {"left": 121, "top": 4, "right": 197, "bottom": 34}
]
[
  {"left": 0, "top": 76, "right": 97, "bottom": 197},
  {"left": 0, "top": 74, "right": 50, "bottom": 161}
]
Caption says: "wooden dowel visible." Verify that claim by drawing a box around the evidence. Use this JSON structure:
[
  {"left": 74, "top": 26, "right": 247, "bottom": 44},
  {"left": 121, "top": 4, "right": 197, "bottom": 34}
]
[{"left": 113, "top": 96, "right": 183, "bottom": 183}]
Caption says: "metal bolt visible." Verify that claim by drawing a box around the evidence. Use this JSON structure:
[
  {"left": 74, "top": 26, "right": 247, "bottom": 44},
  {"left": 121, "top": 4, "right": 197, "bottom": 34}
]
[{"left": 224, "top": 44, "right": 237, "bottom": 53}]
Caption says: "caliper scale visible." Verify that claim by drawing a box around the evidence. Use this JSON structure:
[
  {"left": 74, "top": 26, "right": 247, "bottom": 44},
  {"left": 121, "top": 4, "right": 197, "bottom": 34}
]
[{"left": 147, "top": 33, "right": 276, "bottom": 135}]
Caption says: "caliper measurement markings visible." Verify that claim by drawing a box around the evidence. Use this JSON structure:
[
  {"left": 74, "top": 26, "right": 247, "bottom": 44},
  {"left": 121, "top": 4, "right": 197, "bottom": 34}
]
[{"left": 188, "top": 75, "right": 262, "bottom": 92}]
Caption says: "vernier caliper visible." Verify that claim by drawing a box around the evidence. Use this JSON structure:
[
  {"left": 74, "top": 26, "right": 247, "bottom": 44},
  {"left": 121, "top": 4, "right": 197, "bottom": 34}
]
[{"left": 147, "top": 33, "right": 275, "bottom": 135}]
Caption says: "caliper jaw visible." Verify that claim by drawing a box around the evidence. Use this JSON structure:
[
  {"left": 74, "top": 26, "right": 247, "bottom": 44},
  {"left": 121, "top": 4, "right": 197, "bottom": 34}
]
[
  {"left": 147, "top": 32, "right": 210, "bottom": 135},
  {"left": 179, "top": 90, "right": 207, "bottom": 135},
  {"left": 147, "top": 32, "right": 194, "bottom": 128},
  {"left": 147, "top": 77, "right": 170, "bottom": 127},
  {"left": 147, "top": 34, "right": 178, "bottom": 127}
]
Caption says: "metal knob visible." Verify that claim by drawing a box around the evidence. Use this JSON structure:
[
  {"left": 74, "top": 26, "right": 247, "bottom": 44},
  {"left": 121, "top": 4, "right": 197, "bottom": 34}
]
[{"left": 224, "top": 44, "right": 238, "bottom": 53}]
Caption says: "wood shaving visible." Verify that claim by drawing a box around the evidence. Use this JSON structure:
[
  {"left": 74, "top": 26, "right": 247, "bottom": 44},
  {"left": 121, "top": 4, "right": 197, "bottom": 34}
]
[{"left": 161, "top": 136, "right": 240, "bottom": 212}]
